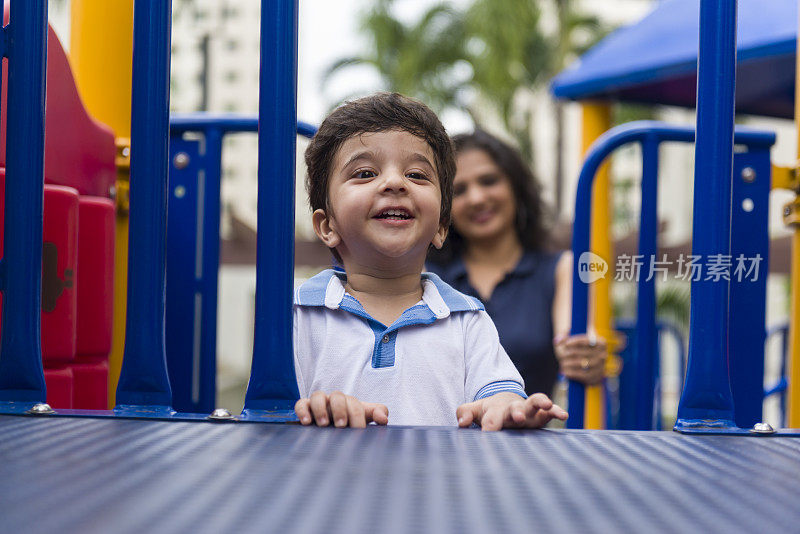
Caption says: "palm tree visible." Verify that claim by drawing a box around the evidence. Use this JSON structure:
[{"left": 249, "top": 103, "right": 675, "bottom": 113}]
[
  {"left": 459, "top": 0, "right": 551, "bottom": 163},
  {"left": 323, "top": 0, "right": 468, "bottom": 114}
]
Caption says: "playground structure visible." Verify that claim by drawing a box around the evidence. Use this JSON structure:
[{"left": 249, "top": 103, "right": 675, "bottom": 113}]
[{"left": 1, "top": 0, "right": 800, "bottom": 531}]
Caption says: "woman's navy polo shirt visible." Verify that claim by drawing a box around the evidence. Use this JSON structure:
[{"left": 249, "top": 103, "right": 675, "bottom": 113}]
[{"left": 427, "top": 250, "right": 563, "bottom": 397}]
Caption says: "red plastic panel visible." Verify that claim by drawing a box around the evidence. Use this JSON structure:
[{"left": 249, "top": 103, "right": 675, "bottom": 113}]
[
  {"left": 41, "top": 185, "right": 79, "bottom": 364},
  {"left": 70, "top": 357, "right": 108, "bottom": 410},
  {"left": 0, "top": 170, "right": 4, "bottom": 318},
  {"left": 0, "top": 8, "right": 116, "bottom": 198},
  {"left": 43, "top": 366, "right": 74, "bottom": 409},
  {"left": 76, "top": 197, "right": 115, "bottom": 358}
]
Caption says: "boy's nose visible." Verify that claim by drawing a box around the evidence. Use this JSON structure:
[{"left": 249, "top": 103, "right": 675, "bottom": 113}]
[{"left": 381, "top": 172, "right": 407, "bottom": 192}]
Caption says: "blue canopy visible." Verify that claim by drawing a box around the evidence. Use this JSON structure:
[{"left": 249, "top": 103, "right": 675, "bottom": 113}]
[{"left": 551, "top": 0, "right": 797, "bottom": 118}]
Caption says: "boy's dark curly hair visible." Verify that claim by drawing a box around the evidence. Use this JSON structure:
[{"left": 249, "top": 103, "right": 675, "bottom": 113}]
[{"left": 304, "top": 92, "right": 456, "bottom": 227}]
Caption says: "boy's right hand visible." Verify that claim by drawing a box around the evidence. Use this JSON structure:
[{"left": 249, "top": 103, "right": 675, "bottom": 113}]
[{"left": 295, "top": 391, "right": 389, "bottom": 428}]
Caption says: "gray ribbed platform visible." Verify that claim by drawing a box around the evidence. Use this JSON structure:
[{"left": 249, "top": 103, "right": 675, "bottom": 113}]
[{"left": 2, "top": 415, "right": 799, "bottom": 533}]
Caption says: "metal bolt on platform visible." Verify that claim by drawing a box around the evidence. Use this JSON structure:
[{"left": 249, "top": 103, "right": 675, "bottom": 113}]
[
  {"left": 207, "top": 408, "right": 236, "bottom": 421},
  {"left": 741, "top": 167, "right": 756, "bottom": 182},
  {"left": 750, "top": 422, "right": 776, "bottom": 435},
  {"left": 25, "top": 403, "right": 55, "bottom": 415}
]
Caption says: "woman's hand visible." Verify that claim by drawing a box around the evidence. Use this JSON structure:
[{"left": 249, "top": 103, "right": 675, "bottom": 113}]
[
  {"left": 553, "top": 333, "right": 607, "bottom": 385},
  {"left": 295, "top": 391, "right": 389, "bottom": 428}
]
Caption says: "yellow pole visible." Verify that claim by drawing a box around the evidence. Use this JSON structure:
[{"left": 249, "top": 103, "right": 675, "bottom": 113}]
[
  {"left": 581, "top": 102, "right": 613, "bottom": 429},
  {"left": 70, "top": 1, "right": 134, "bottom": 408},
  {"left": 785, "top": 5, "right": 800, "bottom": 428}
]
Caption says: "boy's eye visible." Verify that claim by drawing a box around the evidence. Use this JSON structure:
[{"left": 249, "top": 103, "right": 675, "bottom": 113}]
[
  {"left": 406, "top": 171, "right": 430, "bottom": 181},
  {"left": 453, "top": 184, "right": 466, "bottom": 197},
  {"left": 354, "top": 169, "right": 376, "bottom": 179}
]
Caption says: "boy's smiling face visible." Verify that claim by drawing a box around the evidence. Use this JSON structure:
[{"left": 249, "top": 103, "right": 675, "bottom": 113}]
[{"left": 312, "top": 130, "right": 447, "bottom": 271}]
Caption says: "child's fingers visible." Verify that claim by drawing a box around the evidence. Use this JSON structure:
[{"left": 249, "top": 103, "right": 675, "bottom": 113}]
[
  {"left": 480, "top": 405, "right": 507, "bottom": 431},
  {"left": 328, "top": 391, "right": 349, "bottom": 427},
  {"left": 526, "top": 393, "right": 554, "bottom": 413},
  {"left": 550, "top": 404, "right": 569, "bottom": 420},
  {"left": 309, "top": 391, "right": 331, "bottom": 426},
  {"left": 456, "top": 401, "right": 480, "bottom": 428},
  {"left": 345, "top": 395, "right": 367, "bottom": 428},
  {"left": 509, "top": 400, "right": 528, "bottom": 425},
  {"left": 294, "top": 398, "right": 313, "bottom": 425},
  {"left": 363, "top": 403, "right": 389, "bottom": 425}
]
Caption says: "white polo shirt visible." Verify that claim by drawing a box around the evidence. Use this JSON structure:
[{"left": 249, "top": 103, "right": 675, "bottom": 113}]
[{"left": 293, "top": 269, "right": 526, "bottom": 426}]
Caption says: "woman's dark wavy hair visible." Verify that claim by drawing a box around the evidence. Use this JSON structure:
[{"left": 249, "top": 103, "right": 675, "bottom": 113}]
[{"left": 428, "top": 129, "right": 551, "bottom": 264}]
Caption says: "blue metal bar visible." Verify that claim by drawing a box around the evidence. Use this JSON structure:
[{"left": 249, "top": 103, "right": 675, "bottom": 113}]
[
  {"left": 242, "top": 0, "right": 301, "bottom": 413},
  {"left": 0, "top": 0, "right": 49, "bottom": 404},
  {"left": 0, "top": 22, "right": 8, "bottom": 59},
  {"left": 115, "top": 0, "right": 174, "bottom": 409},
  {"left": 675, "top": 0, "right": 738, "bottom": 430},
  {"left": 727, "top": 149, "right": 770, "bottom": 427},
  {"left": 169, "top": 113, "right": 316, "bottom": 139},
  {"left": 568, "top": 120, "right": 773, "bottom": 429},
  {"left": 198, "top": 128, "right": 223, "bottom": 410},
  {"left": 634, "top": 137, "right": 659, "bottom": 430}
]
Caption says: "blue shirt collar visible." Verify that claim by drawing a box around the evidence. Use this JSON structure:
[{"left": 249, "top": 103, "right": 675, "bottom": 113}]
[{"left": 294, "top": 269, "right": 484, "bottom": 318}]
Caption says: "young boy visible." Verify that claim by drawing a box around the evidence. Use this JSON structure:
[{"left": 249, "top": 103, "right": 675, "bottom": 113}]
[{"left": 294, "top": 93, "right": 567, "bottom": 430}]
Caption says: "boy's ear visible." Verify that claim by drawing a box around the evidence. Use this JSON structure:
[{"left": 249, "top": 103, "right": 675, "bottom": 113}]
[
  {"left": 431, "top": 223, "right": 448, "bottom": 249},
  {"left": 312, "top": 208, "right": 342, "bottom": 250}
]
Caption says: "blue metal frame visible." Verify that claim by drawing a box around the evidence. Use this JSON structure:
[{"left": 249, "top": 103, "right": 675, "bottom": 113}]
[
  {"left": 635, "top": 136, "right": 659, "bottom": 430},
  {"left": 165, "top": 116, "right": 315, "bottom": 414},
  {"left": 115, "top": 0, "right": 174, "bottom": 411},
  {"left": 568, "top": 121, "right": 774, "bottom": 429},
  {"left": 242, "top": 0, "right": 301, "bottom": 417},
  {"left": 0, "top": 0, "right": 49, "bottom": 406},
  {"left": 728, "top": 149, "right": 770, "bottom": 428},
  {"left": 674, "top": 0, "right": 738, "bottom": 431},
  {"left": 165, "top": 137, "right": 214, "bottom": 414}
]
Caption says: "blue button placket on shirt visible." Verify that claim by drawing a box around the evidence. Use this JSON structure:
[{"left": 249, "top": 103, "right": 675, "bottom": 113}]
[{"left": 338, "top": 295, "right": 437, "bottom": 368}]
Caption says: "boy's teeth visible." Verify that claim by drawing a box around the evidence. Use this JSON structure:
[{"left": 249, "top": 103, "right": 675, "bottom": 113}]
[{"left": 380, "top": 210, "right": 409, "bottom": 218}]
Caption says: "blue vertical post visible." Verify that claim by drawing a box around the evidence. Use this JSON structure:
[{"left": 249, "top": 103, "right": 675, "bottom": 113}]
[
  {"left": 634, "top": 137, "right": 659, "bottom": 429},
  {"left": 727, "top": 150, "right": 770, "bottom": 427},
  {"left": 115, "top": 0, "right": 174, "bottom": 409},
  {"left": 243, "top": 0, "right": 301, "bottom": 413},
  {"left": 567, "top": 171, "right": 594, "bottom": 429},
  {"left": 0, "top": 0, "right": 49, "bottom": 404},
  {"left": 675, "top": 0, "right": 738, "bottom": 429}
]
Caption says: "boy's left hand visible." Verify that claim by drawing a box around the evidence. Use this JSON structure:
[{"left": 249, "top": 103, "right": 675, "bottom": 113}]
[{"left": 456, "top": 392, "right": 568, "bottom": 431}]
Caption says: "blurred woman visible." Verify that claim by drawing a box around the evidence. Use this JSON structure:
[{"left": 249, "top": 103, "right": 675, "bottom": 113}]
[{"left": 427, "top": 130, "right": 606, "bottom": 397}]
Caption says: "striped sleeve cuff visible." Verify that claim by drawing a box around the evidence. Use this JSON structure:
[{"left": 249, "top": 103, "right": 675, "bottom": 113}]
[{"left": 474, "top": 380, "right": 527, "bottom": 401}]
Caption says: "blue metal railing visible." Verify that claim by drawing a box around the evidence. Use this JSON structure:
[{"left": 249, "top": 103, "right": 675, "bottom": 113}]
[
  {"left": 568, "top": 121, "right": 774, "bottom": 429},
  {"left": 115, "top": 0, "right": 174, "bottom": 411},
  {"left": 164, "top": 114, "right": 315, "bottom": 414},
  {"left": 0, "top": 0, "right": 49, "bottom": 404},
  {"left": 675, "top": 0, "right": 739, "bottom": 431}
]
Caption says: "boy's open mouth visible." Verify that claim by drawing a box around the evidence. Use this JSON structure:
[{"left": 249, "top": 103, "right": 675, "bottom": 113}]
[{"left": 374, "top": 208, "right": 413, "bottom": 220}]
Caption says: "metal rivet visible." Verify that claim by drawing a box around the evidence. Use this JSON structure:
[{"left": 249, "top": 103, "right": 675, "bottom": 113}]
[
  {"left": 174, "top": 185, "right": 186, "bottom": 198},
  {"left": 749, "top": 422, "right": 775, "bottom": 435},
  {"left": 26, "top": 403, "right": 55, "bottom": 415},
  {"left": 785, "top": 207, "right": 793, "bottom": 217},
  {"left": 173, "top": 152, "right": 190, "bottom": 169},
  {"left": 108, "top": 185, "right": 117, "bottom": 200},
  {"left": 741, "top": 167, "right": 756, "bottom": 182},
  {"left": 121, "top": 147, "right": 130, "bottom": 158},
  {"left": 382, "top": 335, "right": 390, "bottom": 343},
  {"left": 207, "top": 408, "right": 236, "bottom": 421}
]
